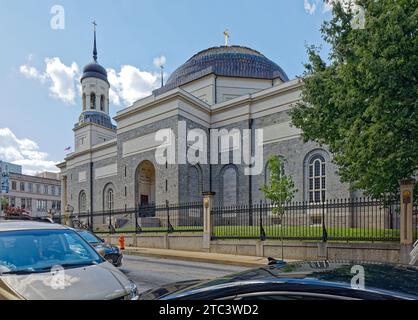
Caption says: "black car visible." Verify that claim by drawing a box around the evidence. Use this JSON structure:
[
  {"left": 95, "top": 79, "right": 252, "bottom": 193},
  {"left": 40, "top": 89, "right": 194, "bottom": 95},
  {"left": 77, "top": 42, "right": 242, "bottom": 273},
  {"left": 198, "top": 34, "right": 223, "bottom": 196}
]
[
  {"left": 139, "top": 260, "right": 418, "bottom": 300},
  {"left": 76, "top": 229, "right": 123, "bottom": 267}
]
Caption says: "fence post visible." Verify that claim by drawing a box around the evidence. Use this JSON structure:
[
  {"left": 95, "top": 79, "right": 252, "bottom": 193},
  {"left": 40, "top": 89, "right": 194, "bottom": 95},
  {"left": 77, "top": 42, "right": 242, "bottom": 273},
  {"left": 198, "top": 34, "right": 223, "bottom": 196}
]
[
  {"left": 400, "top": 179, "right": 415, "bottom": 245},
  {"left": 108, "top": 209, "right": 112, "bottom": 235},
  {"left": 87, "top": 209, "right": 91, "bottom": 231},
  {"left": 202, "top": 192, "right": 216, "bottom": 251},
  {"left": 135, "top": 203, "right": 139, "bottom": 234},
  {"left": 322, "top": 201, "right": 328, "bottom": 242},
  {"left": 166, "top": 200, "right": 174, "bottom": 233},
  {"left": 260, "top": 200, "right": 266, "bottom": 241},
  {"left": 399, "top": 179, "right": 415, "bottom": 264}
]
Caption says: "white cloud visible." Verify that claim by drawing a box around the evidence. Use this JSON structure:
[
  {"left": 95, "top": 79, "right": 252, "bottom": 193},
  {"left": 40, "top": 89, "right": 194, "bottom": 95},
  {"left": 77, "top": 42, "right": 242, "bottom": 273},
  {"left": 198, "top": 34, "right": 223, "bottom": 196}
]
[
  {"left": 107, "top": 68, "right": 122, "bottom": 106},
  {"left": 323, "top": 0, "right": 359, "bottom": 13},
  {"left": 20, "top": 57, "right": 79, "bottom": 104},
  {"left": 20, "top": 56, "right": 165, "bottom": 107},
  {"left": 44, "top": 58, "right": 79, "bottom": 104},
  {"left": 0, "top": 128, "right": 59, "bottom": 175},
  {"left": 304, "top": 0, "right": 317, "bottom": 14},
  {"left": 19, "top": 64, "right": 46, "bottom": 81},
  {"left": 107, "top": 65, "right": 160, "bottom": 106}
]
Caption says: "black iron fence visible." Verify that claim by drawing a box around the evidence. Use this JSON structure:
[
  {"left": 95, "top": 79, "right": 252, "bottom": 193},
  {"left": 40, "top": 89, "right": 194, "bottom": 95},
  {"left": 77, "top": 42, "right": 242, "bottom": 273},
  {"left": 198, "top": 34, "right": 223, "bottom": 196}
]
[
  {"left": 414, "top": 202, "right": 418, "bottom": 241},
  {"left": 51, "top": 201, "right": 204, "bottom": 234},
  {"left": 3, "top": 197, "right": 417, "bottom": 243},
  {"left": 211, "top": 198, "right": 404, "bottom": 242}
]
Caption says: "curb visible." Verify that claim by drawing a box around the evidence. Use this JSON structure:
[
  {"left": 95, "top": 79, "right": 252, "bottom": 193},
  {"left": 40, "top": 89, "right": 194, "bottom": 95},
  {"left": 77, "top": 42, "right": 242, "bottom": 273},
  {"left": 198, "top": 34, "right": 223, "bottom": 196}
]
[{"left": 123, "top": 249, "right": 267, "bottom": 268}]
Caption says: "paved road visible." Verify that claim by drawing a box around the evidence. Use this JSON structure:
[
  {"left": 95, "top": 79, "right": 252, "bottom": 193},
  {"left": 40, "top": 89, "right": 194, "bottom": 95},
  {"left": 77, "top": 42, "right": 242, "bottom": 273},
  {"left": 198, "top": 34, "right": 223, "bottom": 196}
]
[{"left": 120, "top": 255, "right": 249, "bottom": 293}]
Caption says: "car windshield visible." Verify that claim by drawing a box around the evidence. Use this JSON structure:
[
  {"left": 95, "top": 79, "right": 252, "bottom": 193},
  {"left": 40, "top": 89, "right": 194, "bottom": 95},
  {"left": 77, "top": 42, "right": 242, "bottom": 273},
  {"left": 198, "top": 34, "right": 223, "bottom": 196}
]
[
  {"left": 78, "top": 230, "right": 101, "bottom": 244},
  {"left": 0, "top": 229, "right": 104, "bottom": 274}
]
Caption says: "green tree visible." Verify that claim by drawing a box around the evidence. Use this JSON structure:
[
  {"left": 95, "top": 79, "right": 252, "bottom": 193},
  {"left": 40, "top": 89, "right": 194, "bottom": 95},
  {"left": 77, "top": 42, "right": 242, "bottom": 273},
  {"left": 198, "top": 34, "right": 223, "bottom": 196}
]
[
  {"left": 1, "top": 197, "right": 8, "bottom": 211},
  {"left": 260, "top": 156, "right": 297, "bottom": 213},
  {"left": 260, "top": 156, "right": 297, "bottom": 260},
  {"left": 291, "top": 0, "right": 418, "bottom": 199}
]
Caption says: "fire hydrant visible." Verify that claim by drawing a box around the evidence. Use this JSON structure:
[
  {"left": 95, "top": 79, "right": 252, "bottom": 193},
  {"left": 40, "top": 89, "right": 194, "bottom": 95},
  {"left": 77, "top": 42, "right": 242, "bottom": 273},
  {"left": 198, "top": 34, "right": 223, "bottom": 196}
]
[{"left": 118, "top": 235, "right": 125, "bottom": 251}]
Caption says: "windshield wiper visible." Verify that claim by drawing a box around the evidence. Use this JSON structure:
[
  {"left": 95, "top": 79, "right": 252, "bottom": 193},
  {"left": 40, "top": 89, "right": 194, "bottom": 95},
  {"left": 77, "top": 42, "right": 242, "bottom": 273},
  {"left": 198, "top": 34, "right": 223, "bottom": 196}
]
[
  {"left": 1, "top": 262, "right": 98, "bottom": 275},
  {"left": 1, "top": 269, "right": 46, "bottom": 275},
  {"left": 59, "top": 261, "right": 98, "bottom": 269}
]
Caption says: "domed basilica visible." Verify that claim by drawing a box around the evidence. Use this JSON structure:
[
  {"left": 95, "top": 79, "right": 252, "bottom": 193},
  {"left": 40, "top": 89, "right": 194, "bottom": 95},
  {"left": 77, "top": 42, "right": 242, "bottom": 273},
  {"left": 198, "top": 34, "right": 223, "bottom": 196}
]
[{"left": 58, "top": 30, "right": 354, "bottom": 217}]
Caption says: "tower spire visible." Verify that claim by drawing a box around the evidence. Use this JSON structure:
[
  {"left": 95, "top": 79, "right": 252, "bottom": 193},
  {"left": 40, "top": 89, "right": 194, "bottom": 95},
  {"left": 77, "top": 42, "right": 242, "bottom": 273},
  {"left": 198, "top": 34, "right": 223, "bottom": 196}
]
[{"left": 93, "top": 21, "right": 98, "bottom": 62}]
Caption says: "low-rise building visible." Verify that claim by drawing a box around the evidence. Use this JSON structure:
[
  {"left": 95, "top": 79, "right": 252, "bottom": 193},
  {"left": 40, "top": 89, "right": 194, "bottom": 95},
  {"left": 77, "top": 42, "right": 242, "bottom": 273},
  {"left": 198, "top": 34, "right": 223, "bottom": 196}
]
[{"left": 1, "top": 172, "right": 62, "bottom": 217}]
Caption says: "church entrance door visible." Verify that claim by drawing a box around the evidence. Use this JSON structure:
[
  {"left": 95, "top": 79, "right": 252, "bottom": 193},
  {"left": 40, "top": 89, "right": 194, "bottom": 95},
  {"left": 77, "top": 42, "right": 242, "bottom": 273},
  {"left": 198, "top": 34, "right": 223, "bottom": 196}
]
[
  {"left": 135, "top": 160, "right": 156, "bottom": 207},
  {"left": 140, "top": 195, "right": 149, "bottom": 205}
]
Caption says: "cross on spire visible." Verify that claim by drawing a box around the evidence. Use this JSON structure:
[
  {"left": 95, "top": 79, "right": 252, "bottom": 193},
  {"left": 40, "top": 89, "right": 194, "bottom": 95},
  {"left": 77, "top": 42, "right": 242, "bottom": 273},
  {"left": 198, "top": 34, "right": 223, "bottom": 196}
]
[
  {"left": 223, "top": 29, "right": 230, "bottom": 46},
  {"left": 92, "top": 21, "right": 98, "bottom": 62}
]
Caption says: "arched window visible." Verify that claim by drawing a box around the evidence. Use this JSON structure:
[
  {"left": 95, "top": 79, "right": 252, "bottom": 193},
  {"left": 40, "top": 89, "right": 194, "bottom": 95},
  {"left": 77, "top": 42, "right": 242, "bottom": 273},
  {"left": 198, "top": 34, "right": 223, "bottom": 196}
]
[
  {"left": 188, "top": 165, "right": 203, "bottom": 203},
  {"left": 221, "top": 165, "right": 238, "bottom": 206},
  {"left": 105, "top": 188, "right": 114, "bottom": 211},
  {"left": 264, "top": 156, "right": 285, "bottom": 187},
  {"left": 79, "top": 191, "right": 87, "bottom": 213},
  {"left": 100, "top": 95, "right": 105, "bottom": 112},
  {"left": 308, "top": 155, "right": 326, "bottom": 203},
  {"left": 82, "top": 93, "right": 86, "bottom": 110},
  {"left": 90, "top": 93, "right": 96, "bottom": 109}
]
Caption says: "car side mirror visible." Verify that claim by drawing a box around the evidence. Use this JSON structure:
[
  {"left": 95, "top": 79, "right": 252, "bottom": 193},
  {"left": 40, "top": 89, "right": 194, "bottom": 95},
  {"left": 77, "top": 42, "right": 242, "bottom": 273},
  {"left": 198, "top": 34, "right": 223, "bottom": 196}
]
[{"left": 97, "top": 248, "right": 106, "bottom": 257}]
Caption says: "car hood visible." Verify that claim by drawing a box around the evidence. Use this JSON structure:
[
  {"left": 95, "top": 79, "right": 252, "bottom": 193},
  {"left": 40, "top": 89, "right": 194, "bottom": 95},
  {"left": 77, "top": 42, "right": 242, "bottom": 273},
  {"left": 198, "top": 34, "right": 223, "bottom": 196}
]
[
  {"left": 0, "top": 262, "right": 132, "bottom": 300},
  {"left": 139, "top": 279, "right": 206, "bottom": 300},
  {"left": 140, "top": 261, "right": 418, "bottom": 300}
]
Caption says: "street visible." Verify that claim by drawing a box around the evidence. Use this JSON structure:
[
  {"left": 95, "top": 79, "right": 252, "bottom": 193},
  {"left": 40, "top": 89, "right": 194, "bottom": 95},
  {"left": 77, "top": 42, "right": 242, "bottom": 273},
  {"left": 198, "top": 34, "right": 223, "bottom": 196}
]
[{"left": 120, "top": 255, "right": 249, "bottom": 293}]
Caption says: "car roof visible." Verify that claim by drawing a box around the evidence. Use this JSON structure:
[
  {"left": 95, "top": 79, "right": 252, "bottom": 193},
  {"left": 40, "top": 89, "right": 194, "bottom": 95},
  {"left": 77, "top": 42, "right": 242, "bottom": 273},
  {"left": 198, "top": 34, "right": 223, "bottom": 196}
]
[
  {"left": 156, "top": 260, "right": 418, "bottom": 300},
  {"left": 75, "top": 228, "right": 92, "bottom": 232},
  {"left": 0, "top": 220, "right": 70, "bottom": 232}
]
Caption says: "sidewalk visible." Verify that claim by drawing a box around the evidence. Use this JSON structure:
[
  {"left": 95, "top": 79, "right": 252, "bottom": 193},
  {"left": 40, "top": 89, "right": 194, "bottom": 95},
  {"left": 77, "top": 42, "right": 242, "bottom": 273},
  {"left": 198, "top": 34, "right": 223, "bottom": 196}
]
[{"left": 123, "top": 247, "right": 278, "bottom": 267}]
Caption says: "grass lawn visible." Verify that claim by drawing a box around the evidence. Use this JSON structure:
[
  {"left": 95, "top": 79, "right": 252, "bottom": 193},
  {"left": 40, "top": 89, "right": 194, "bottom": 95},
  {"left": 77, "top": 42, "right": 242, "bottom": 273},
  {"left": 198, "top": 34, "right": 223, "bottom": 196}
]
[
  {"left": 94, "top": 225, "right": 203, "bottom": 234},
  {"left": 213, "top": 225, "right": 402, "bottom": 240},
  {"left": 92, "top": 224, "right": 415, "bottom": 242}
]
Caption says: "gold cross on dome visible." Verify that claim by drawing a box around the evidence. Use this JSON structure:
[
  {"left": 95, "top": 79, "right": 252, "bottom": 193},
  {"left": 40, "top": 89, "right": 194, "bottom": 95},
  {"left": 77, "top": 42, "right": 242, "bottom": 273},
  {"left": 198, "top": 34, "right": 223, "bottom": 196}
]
[{"left": 223, "top": 29, "right": 230, "bottom": 46}]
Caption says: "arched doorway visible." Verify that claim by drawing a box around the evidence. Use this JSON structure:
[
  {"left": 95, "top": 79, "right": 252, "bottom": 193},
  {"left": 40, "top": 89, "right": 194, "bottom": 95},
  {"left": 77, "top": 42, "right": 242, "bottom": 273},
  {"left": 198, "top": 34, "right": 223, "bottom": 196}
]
[{"left": 135, "top": 160, "right": 156, "bottom": 206}]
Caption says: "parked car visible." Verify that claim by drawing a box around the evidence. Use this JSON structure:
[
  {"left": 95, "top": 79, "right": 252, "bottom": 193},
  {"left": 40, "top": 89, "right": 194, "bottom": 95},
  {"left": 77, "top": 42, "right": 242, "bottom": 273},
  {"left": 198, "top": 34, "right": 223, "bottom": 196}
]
[
  {"left": 76, "top": 229, "right": 123, "bottom": 267},
  {"left": 0, "top": 220, "right": 138, "bottom": 300},
  {"left": 139, "top": 260, "right": 418, "bottom": 300}
]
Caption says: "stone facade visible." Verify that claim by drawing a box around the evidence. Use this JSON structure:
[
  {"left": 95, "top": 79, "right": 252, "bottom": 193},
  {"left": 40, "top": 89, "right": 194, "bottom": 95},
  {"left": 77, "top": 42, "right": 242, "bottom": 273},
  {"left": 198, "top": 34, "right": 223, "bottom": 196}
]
[{"left": 58, "top": 45, "right": 354, "bottom": 215}]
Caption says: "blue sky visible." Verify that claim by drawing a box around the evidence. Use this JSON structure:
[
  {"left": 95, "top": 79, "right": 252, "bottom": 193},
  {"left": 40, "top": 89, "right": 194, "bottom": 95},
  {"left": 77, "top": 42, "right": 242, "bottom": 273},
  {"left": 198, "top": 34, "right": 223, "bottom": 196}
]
[{"left": 0, "top": 0, "right": 333, "bottom": 174}]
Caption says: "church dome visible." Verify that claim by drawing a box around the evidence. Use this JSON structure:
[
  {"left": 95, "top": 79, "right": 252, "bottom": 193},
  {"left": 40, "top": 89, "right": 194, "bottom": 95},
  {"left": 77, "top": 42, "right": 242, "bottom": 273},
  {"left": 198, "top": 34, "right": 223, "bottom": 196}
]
[
  {"left": 81, "top": 62, "right": 108, "bottom": 83},
  {"left": 154, "top": 46, "right": 289, "bottom": 95}
]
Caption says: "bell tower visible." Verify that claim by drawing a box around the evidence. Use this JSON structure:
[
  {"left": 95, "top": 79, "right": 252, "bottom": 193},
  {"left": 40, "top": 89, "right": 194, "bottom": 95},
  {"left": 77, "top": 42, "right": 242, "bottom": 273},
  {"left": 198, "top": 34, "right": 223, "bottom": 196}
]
[{"left": 74, "top": 22, "right": 116, "bottom": 153}]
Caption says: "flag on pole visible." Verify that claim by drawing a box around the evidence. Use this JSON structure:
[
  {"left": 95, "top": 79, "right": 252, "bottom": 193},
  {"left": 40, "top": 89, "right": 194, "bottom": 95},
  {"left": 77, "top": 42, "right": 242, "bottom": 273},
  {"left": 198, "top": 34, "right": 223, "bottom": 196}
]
[{"left": 64, "top": 146, "right": 71, "bottom": 152}]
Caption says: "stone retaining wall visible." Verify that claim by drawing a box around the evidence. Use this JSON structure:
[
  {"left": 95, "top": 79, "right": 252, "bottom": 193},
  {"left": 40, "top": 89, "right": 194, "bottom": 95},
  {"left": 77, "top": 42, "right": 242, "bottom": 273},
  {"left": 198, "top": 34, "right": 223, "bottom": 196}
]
[{"left": 103, "top": 233, "right": 402, "bottom": 264}]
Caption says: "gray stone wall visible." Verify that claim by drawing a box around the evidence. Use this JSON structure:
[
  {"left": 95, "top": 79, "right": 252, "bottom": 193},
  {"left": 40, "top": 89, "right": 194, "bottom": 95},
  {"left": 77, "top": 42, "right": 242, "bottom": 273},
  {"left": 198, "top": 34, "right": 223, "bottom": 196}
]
[
  {"left": 65, "top": 163, "right": 91, "bottom": 214},
  {"left": 65, "top": 156, "right": 118, "bottom": 215},
  {"left": 117, "top": 115, "right": 180, "bottom": 207},
  {"left": 91, "top": 156, "right": 119, "bottom": 212},
  {"left": 209, "top": 112, "right": 351, "bottom": 206},
  {"left": 178, "top": 115, "right": 210, "bottom": 204},
  {"left": 64, "top": 109, "right": 353, "bottom": 213},
  {"left": 251, "top": 111, "right": 351, "bottom": 203},
  {"left": 210, "top": 119, "right": 251, "bottom": 207}
]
